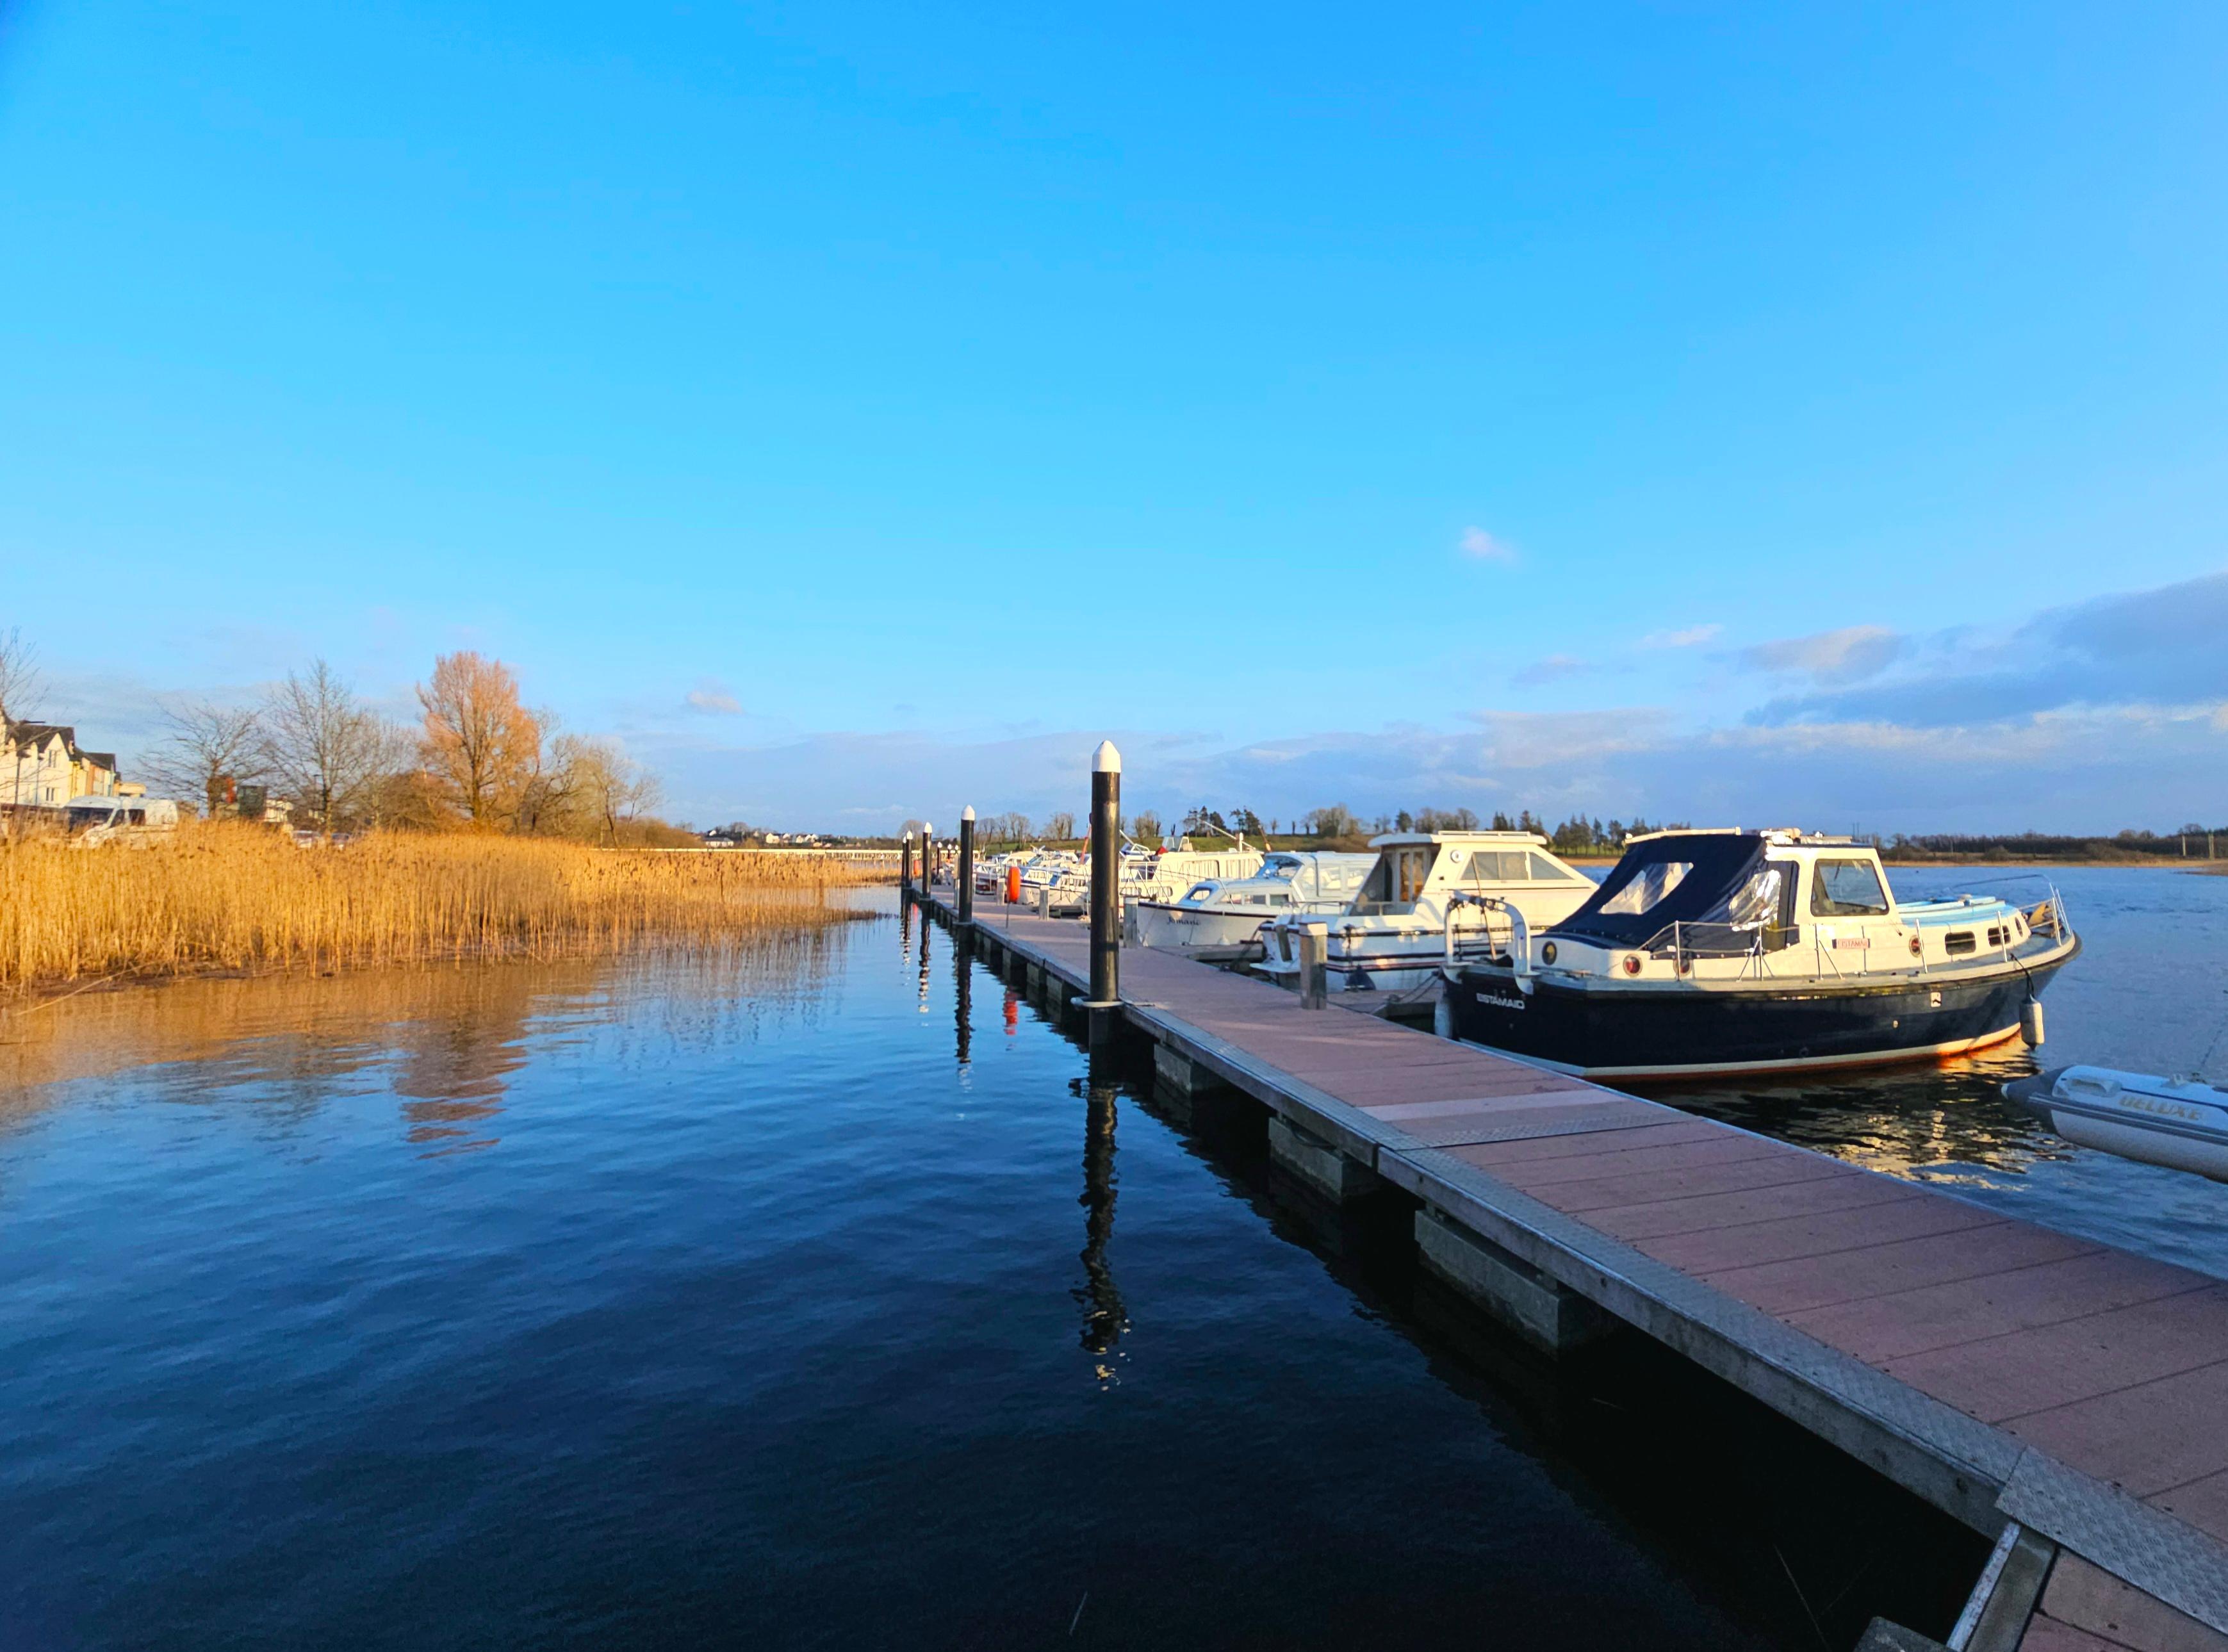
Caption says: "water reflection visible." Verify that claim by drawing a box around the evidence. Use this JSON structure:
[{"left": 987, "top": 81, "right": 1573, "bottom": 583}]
[
  {"left": 0, "top": 928, "right": 859, "bottom": 1157},
  {"left": 1074, "top": 1061, "right": 1129, "bottom": 1385},
  {"left": 953, "top": 941, "right": 972, "bottom": 1068}
]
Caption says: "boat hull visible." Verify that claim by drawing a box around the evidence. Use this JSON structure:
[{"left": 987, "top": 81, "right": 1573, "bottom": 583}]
[
  {"left": 1131, "top": 903, "right": 1279, "bottom": 950},
  {"left": 1445, "top": 951, "right": 2074, "bottom": 1080},
  {"left": 2006, "top": 1069, "right": 2228, "bottom": 1184}
]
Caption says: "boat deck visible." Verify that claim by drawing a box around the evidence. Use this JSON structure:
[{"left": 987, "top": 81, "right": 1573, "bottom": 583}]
[{"left": 938, "top": 892, "right": 2228, "bottom": 1652}]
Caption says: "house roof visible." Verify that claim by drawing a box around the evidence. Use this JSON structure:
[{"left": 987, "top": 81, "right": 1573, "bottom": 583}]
[
  {"left": 81, "top": 752, "right": 117, "bottom": 770},
  {"left": 5, "top": 721, "right": 76, "bottom": 751}
]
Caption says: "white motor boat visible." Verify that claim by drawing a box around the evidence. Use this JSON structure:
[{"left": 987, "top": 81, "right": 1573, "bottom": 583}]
[
  {"left": 1255, "top": 832, "right": 1598, "bottom": 997},
  {"left": 2006, "top": 1066, "right": 2228, "bottom": 1184},
  {"left": 1130, "top": 851, "right": 1379, "bottom": 949},
  {"left": 1120, "top": 845, "right": 1266, "bottom": 905}
]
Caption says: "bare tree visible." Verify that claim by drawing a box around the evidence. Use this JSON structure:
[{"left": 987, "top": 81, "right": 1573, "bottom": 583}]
[
  {"left": 417, "top": 651, "right": 541, "bottom": 826},
  {"left": 565, "top": 737, "right": 660, "bottom": 844},
  {"left": 0, "top": 626, "right": 42, "bottom": 817},
  {"left": 1045, "top": 810, "right": 1076, "bottom": 842},
  {"left": 147, "top": 698, "right": 268, "bottom": 814},
  {"left": 264, "top": 660, "right": 392, "bottom": 831}
]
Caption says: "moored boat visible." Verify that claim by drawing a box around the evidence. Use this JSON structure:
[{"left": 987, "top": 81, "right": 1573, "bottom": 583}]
[
  {"left": 1254, "top": 831, "right": 1598, "bottom": 996},
  {"left": 1440, "top": 829, "right": 2079, "bottom": 1079},
  {"left": 1131, "top": 850, "right": 1378, "bottom": 949},
  {"left": 2006, "top": 1067, "right": 2228, "bottom": 1183}
]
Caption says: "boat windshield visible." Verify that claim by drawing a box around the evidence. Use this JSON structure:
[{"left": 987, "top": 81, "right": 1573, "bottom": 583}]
[
  {"left": 1261, "top": 856, "right": 1302, "bottom": 880},
  {"left": 1811, "top": 858, "right": 1890, "bottom": 917},
  {"left": 64, "top": 806, "right": 118, "bottom": 833}
]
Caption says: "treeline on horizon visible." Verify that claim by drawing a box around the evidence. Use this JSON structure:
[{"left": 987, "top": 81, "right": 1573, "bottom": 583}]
[{"left": 960, "top": 801, "right": 2228, "bottom": 862}]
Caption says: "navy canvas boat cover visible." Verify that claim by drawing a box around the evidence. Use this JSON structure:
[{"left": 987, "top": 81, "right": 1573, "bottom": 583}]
[{"left": 1550, "top": 833, "right": 1770, "bottom": 948}]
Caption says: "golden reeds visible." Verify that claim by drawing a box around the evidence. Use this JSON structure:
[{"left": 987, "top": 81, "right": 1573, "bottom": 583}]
[{"left": 0, "top": 822, "right": 888, "bottom": 995}]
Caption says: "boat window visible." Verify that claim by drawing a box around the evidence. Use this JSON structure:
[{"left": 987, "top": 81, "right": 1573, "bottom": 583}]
[
  {"left": 1944, "top": 930, "right": 1976, "bottom": 956},
  {"left": 1810, "top": 858, "right": 1890, "bottom": 917},
  {"left": 1719, "top": 864, "right": 1786, "bottom": 929},
  {"left": 63, "top": 805, "right": 115, "bottom": 833},
  {"left": 1527, "top": 851, "right": 1577, "bottom": 882},
  {"left": 1395, "top": 847, "right": 1430, "bottom": 903},
  {"left": 1598, "top": 861, "right": 1691, "bottom": 916},
  {"left": 1462, "top": 849, "right": 1533, "bottom": 881},
  {"left": 1183, "top": 883, "right": 1216, "bottom": 903}
]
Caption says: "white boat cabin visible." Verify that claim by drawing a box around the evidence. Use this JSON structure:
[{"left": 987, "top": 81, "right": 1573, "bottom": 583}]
[{"left": 1519, "top": 829, "right": 2065, "bottom": 986}]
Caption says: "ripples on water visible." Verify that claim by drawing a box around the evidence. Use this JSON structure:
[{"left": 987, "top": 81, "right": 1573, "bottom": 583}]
[
  {"left": 0, "top": 896, "right": 1997, "bottom": 1649},
  {"left": 1633, "top": 866, "right": 2228, "bottom": 1279}
]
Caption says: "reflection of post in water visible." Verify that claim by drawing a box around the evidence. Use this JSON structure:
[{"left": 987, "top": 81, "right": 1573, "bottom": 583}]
[
  {"left": 899, "top": 896, "right": 913, "bottom": 960},
  {"left": 954, "top": 941, "right": 973, "bottom": 1067},
  {"left": 917, "top": 913, "right": 932, "bottom": 1014},
  {"left": 1075, "top": 1064, "right": 1129, "bottom": 1382}
]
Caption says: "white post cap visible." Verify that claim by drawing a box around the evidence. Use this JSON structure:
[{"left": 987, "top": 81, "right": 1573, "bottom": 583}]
[
  {"left": 962, "top": 805, "right": 976, "bottom": 822},
  {"left": 1092, "top": 740, "right": 1122, "bottom": 774}
]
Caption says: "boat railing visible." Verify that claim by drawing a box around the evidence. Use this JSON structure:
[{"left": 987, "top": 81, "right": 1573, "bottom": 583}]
[{"left": 1890, "top": 869, "right": 2071, "bottom": 940}]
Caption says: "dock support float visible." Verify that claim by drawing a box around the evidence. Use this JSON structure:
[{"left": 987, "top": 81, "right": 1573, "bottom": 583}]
[
  {"left": 1414, "top": 1207, "right": 1614, "bottom": 1356},
  {"left": 1267, "top": 1115, "right": 1381, "bottom": 1204}
]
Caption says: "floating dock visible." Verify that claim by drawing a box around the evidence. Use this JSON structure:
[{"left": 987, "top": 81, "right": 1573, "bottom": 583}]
[{"left": 930, "top": 888, "right": 2228, "bottom": 1652}]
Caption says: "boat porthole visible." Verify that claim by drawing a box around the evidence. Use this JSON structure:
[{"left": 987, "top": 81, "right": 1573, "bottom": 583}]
[
  {"left": 1541, "top": 942, "right": 1557, "bottom": 965},
  {"left": 1908, "top": 935, "right": 1921, "bottom": 957},
  {"left": 1622, "top": 955, "right": 1642, "bottom": 976},
  {"left": 1677, "top": 958, "right": 1692, "bottom": 976}
]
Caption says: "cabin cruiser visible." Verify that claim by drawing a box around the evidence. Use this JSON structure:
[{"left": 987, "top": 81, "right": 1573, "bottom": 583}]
[
  {"left": 1130, "top": 851, "right": 1378, "bottom": 949},
  {"left": 1441, "top": 830, "right": 2079, "bottom": 1079},
  {"left": 1121, "top": 845, "right": 1265, "bottom": 905},
  {"left": 2006, "top": 1067, "right": 2228, "bottom": 1184},
  {"left": 1254, "top": 832, "right": 1598, "bottom": 996}
]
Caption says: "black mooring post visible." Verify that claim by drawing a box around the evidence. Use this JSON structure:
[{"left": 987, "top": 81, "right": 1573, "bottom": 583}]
[
  {"left": 901, "top": 831, "right": 913, "bottom": 899},
  {"left": 958, "top": 806, "right": 976, "bottom": 928},
  {"left": 1086, "top": 741, "right": 1121, "bottom": 1020},
  {"left": 921, "top": 821, "right": 933, "bottom": 901}
]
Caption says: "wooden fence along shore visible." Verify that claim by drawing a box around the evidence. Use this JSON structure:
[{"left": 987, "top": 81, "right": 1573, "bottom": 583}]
[{"left": 904, "top": 764, "right": 2228, "bottom": 1652}]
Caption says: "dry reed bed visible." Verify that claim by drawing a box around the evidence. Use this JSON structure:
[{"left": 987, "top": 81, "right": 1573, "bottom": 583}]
[{"left": 0, "top": 825, "right": 887, "bottom": 994}]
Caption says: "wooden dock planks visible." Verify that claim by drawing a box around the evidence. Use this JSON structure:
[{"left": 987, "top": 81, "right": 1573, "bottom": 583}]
[{"left": 946, "top": 895, "right": 2228, "bottom": 1651}]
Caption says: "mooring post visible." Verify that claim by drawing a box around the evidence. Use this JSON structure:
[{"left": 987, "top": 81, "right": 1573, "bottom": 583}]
[
  {"left": 958, "top": 806, "right": 976, "bottom": 928},
  {"left": 1082, "top": 740, "right": 1122, "bottom": 1043},
  {"left": 1299, "top": 922, "right": 1329, "bottom": 1009},
  {"left": 901, "top": 830, "right": 913, "bottom": 899}
]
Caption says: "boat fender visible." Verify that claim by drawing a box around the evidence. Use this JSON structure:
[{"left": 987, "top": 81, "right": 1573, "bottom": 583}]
[{"left": 2021, "top": 999, "right": 2046, "bottom": 1048}]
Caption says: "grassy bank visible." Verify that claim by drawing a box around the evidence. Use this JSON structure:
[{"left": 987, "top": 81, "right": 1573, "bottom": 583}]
[{"left": 0, "top": 823, "right": 887, "bottom": 995}]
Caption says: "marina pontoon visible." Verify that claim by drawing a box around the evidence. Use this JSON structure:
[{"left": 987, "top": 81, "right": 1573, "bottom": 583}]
[
  {"left": 1441, "top": 830, "right": 2079, "bottom": 1079},
  {"left": 1254, "top": 832, "right": 1598, "bottom": 997}
]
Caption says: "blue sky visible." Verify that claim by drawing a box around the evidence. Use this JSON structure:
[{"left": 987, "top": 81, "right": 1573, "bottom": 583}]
[{"left": 3, "top": 2, "right": 2224, "bottom": 831}]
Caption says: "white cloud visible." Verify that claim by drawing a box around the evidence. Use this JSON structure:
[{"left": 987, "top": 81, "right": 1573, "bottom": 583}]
[
  {"left": 1640, "top": 623, "right": 1721, "bottom": 649},
  {"left": 1511, "top": 653, "right": 1593, "bottom": 687},
  {"left": 684, "top": 680, "right": 744, "bottom": 716},
  {"left": 1739, "top": 624, "right": 1906, "bottom": 685},
  {"left": 1459, "top": 526, "right": 1516, "bottom": 563}
]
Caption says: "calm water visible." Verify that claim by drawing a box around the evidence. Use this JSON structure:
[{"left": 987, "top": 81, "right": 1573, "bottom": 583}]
[
  {"left": 3, "top": 872, "right": 2211, "bottom": 1649},
  {"left": 1, "top": 898, "right": 1979, "bottom": 1652},
  {"left": 1635, "top": 865, "right": 2228, "bottom": 1280}
]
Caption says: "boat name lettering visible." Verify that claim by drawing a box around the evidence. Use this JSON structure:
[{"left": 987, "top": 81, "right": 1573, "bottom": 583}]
[
  {"left": 1473, "top": 991, "right": 1527, "bottom": 1011},
  {"left": 2115, "top": 1095, "right": 2208, "bottom": 1123}
]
